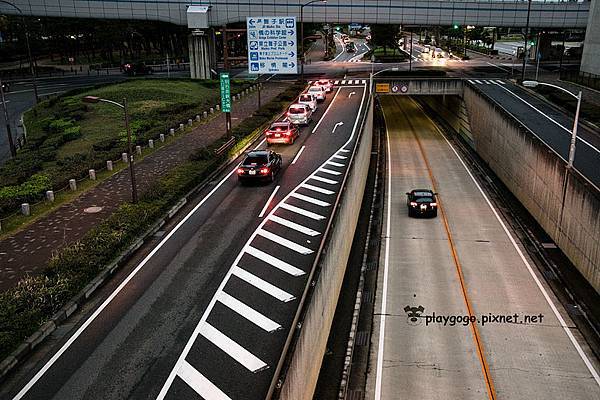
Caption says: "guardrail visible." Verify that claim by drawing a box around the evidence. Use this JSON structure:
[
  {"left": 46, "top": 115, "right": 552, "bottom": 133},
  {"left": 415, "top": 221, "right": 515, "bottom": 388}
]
[{"left": 214, "top": 136, "right": 236, "bottom": 155}]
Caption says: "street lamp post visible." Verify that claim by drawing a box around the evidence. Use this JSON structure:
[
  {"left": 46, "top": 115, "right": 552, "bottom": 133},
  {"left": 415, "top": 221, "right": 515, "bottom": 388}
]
[
  {"left": 370, "top": 67, "right": 399, "bottom": 96},
  {"left": 522, "top": 80, "right": 582, "bottom": 237},
  {"left": 0, "top": 0, "right": 39, "bottom": 103},
  {"left": 82, "top": 96, "right": 138, "bottom": 204},
  {"left": 521, "top": 0, "right": 532, "bottom": 81},
  {"left": 300, "top": 0, "right": 327, "bottom": 83}
]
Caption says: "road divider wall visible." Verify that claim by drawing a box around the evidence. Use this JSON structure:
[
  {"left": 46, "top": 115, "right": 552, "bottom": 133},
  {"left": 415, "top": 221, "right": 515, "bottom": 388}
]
[
  {"left": 278, "top": 98, "right": 374, "bottom": 400},
  {"left": 463, "top": 86, "right": 600, "bottom": 292}
]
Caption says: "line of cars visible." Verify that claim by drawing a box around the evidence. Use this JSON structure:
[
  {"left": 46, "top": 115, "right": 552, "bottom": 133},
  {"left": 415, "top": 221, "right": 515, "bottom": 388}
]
[{"left": 237, "top": 79, "right": 333, "bottom": 184}]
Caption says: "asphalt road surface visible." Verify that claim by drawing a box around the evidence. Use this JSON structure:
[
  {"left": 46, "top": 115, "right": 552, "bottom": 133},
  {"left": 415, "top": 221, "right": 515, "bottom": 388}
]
[
  {"left": 466, "top": 78, "right": 600, "bottom": 187},
  {"left": 367, "top": 95, "right": 600, "bottom": 400},
  {"left": 1, "top": 82, "right": 368, "bottom": 400}
]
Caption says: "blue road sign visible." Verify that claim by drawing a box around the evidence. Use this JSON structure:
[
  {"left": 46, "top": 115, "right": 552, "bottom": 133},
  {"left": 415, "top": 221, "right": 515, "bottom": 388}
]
[{"left": 246, "top": 16, "right": 297, "bottom": 75}]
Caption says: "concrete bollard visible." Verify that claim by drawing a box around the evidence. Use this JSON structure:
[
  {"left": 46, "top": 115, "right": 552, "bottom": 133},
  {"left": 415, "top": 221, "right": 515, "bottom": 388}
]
[
  {"left": 237, "top": 93, "right": 241, "bottom": 100},
  {"left": 179, "top": 123, "right": 184, "bottom": 130},
  {"left": 203, "top": 111, "right": 208, "bottom": 119},
  {"left": 210, "top": 107, "right": 214, "bottom": 114},
  {"left": 69, "top": 179, "right": 77, "bottom": 191},
  {"left": 21, "top": 203, "right": 30, "bottom": 216},
  {"left": 216, "top": 104, "right": 220, "bottom": 111},
  {"left": 136, "top": 145, "right": 142, "bottom": 155},
  {"left": 148, "top": 139, "right": 154, "bottom": 148},
  {"left": 232, "top": 96, "right": 236, "bottom": 102},
  {"left": 188, "top": 118, "right": 193, "bottom": 126},
  {"left": 89, "top": 169, "right": 96, "bottom": 180},
  {"left": 46, "top": 190, "right": 55, "bottom": 202},
  {"left": 196, "top": 115, "right": 201, "bottom": 122},
  {"left": 169, "top": 128, "right": 175, "bottom": 135},
  {"left": 122, "top": 152, "right": 128, "bottom": 163},
  {"left": 160, "top": 133, "right": 165, "bottom": 142},
  {"left": 107, "top": 160, "right": 113, "bottom": 171}
]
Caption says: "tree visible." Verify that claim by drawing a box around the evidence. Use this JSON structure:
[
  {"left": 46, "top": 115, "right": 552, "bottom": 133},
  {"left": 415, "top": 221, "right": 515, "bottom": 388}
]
[{"left": 370, "top": 24, "right": 400, "bottom": 54}]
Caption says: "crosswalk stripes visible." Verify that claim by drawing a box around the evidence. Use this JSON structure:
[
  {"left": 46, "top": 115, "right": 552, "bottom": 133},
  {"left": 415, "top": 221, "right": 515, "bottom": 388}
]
[
  {"left": 469, "top": 79, "right": 506, "bottom": 86},
  {"left": 307, "top": 80, "right": 366, "bottom": 87}
]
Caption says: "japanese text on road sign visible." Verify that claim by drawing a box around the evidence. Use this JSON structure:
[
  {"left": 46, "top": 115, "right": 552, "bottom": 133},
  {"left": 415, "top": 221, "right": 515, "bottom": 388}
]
[
  {"left": 247, "top": 17, "right": 297, "bottom": 74},
  {"left": 220, "top": 72, "right": 231, "bottom": 113}
]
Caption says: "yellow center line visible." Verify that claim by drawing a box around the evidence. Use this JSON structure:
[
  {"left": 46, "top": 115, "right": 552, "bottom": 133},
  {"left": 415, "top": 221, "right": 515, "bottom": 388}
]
[{"left": 397, "top": 96, "right": 497, "bottom": 400}]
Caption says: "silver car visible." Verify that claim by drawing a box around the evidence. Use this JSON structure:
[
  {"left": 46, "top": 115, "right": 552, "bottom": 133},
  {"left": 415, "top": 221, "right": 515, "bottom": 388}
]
[{"left": 286, "top": 103, "right": 313, "bottom": 125}]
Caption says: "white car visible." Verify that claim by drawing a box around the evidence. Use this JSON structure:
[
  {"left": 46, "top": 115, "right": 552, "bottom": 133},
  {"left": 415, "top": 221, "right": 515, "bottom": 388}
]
[
  {"left": 286, "top": 103, "right": 313, "bottom": 125},
  {"left": 307, "top": 85, "right": 326, "bottom": 102},
  {"left": 315, "top": 79, "right": 333, "bottom": 93},
  {"left": 298, "top": 93, "right": 317, "bottom": 111}
]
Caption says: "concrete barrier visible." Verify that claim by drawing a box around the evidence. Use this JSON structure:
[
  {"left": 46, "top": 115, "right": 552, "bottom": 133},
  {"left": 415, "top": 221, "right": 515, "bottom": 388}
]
[
  {"left": 464, "top": 86, "right": 600, "bottom": 292},
  {"left": 278, "top": 99, "right": 374, "bottom": 399}
]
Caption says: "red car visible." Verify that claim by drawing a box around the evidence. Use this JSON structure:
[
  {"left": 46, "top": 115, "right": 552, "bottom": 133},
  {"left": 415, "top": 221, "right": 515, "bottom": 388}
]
[{"left": 265, "top": 121, "right": 300, "bottom": 145}]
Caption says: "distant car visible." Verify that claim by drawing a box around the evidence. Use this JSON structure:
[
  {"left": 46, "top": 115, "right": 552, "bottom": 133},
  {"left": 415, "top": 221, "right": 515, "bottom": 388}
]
[
  {"left": 286, "top": 103, "right": 313, "bottom": 126},
  {"left": 315, "top": 79, "right": 333, "bottom": 93},
  {"left": 122, "top": 62, "right": 153, "bottom": 76},
  {"left": 406, "top": 189, "right": 438, "bottom": 217},
  {"left": 307, "top": 85, "right": 326, "bottom": 102},
  {"left": 237, "top": 150, "right": 282, "bottom": 183},
  {"left": 265, "top": 121, "right": 299, "bottom": 145},
  {"left": 298, "top": 93, "right": 317, "bottom": 111},
  {"left": 0, "top": 81, "right": 10, "bottom": 93},
  {"left": 346, "top": 42, "right": 356, "bottom": 53}
]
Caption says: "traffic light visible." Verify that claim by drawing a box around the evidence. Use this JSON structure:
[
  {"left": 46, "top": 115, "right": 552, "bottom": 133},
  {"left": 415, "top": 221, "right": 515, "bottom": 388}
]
[{"left": 453, "top": 24, "right": 459, "bottom": 29}]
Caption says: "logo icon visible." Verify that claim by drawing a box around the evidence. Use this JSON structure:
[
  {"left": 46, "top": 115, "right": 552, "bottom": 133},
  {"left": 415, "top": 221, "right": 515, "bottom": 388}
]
[{"left": 404, "top": 305, "right": 425, "bottom": 325}]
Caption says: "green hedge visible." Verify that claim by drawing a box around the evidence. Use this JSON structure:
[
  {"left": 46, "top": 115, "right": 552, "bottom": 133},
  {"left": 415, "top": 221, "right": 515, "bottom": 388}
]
[{"left": 0, "top": 81, "right": 304, "bottom": 361}]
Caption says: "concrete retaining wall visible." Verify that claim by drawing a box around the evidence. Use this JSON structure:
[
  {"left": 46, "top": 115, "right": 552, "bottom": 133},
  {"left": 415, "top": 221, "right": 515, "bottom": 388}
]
[
  {"left": 417, "top": 94, "right": 474, "bottom": 145},
  {"left": 463, "top": 86, "right": 600, "bottom": 292},
  {"left": 278, "top": 100, "right": 374, "bottom": 400}
]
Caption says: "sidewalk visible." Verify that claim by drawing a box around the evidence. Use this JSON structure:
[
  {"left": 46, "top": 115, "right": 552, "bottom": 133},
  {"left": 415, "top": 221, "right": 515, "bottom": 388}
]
[{"left": 0, "top": 82, "right": 288, "bottom": 292}]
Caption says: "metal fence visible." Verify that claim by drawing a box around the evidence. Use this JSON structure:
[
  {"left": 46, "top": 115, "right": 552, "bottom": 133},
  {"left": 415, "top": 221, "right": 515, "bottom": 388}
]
[{"left": 560, "top": 70, "right": 600, "bottom": 91}]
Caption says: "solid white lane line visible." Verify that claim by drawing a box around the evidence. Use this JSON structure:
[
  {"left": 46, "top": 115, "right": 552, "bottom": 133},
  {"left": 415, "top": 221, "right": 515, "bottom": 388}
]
[
  {"left": 268, "top": 215, "right": 320, "bottom": 236},
  {"left": 374, "top": 112, "right": 393, "bottom": 400},
  {"left": 290, "top": 192, "right": 331, "bottom": 207},
  {"left": 433, "top": 120, "right": 600, "bottom": 387},
  {"left": 280, "top": 202, "right": 326, "bottom": 220},
  {"left": 333, "top": 154, "right": 347, "bottom": 160},
  {"left": 327, "top": 161, "right": 345, "bottom": 167},
  {"left": 232, "top": 266, "right": 295, "bottom": 302},
  {"left": 257, "top": 229, "right": 314, "bottom": 254},
  {"left": 253, "top": 137, "right": 267, "bottom": 150},
  {"left": 199, "top": 323, "right": 268, "bottom": 372},
  {"left": 246, "top": 245, "right": 307, "bottom": 275},
  {"left": 258, "top": 185, "right": 280, "bottom": 218},
  {"left": 301, "top": 183, "right": 335, "bottom": 195},
  {"left": 291, "top": 145, "right": 306, "bottom": 165},
  {"left": 496, "top": 84, "right": 600, "bottom": 153},
  {"left": 312, "top": 86, "right": 342, "bottom": 134},
  {"left": 14, "top": 158, "right": 243, "bottom": 400},
  {"left": 310, "top": 175, "right": 338, "bottom": 185},
  {"left": 217, "top": 291, "right": 281, "bottom": 332},
  {"left": 320, "top": 167, "right": 342, "bottom": 176},
  {"left": 178, "top": 360, "right": 232, "bottom": 400}
]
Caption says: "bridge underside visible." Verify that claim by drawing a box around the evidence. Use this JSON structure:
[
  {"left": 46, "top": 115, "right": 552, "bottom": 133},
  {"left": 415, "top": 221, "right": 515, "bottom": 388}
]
[{"left": 0, "top": 0, "right": 590, "bottom": 28}]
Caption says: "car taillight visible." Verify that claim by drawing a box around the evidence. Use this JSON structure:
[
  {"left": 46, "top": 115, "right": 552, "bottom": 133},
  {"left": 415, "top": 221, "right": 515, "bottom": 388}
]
[
  {"left": 410, "top": 201, "right": 417, "bottom": 206},
  {"left": 237, "top": 168, "right": 245, "bottom": 174},
  {"left": 284, "top": 131, "right": 291, "bottom": 136},
  {"left": 260, "top": 167, "right": 269, "bottom": 174}
]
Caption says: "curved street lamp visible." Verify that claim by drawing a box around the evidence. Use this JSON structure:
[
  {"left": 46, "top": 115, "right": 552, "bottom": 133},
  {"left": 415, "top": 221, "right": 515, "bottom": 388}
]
[
  {"left": 82, "top": 96, "right": 138, "bottom": 204},
  {"left": 300, "top": 0, "right": 327, "bottom": 83},
  {"left": 0, "top": 0, "right": 39, "bottom": 103}
]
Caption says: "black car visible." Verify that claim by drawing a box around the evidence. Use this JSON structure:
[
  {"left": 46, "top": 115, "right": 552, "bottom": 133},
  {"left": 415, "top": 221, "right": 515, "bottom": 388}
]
[
  {"left": 237, "top": 150, "right": 282, "bottom": 184},
  {"left": 406, "top": 189, "right": 438, "bottom": 217},
  {"left": 346, "top": 42, "right": 356, "bottom": 53},
  {"left": 122, "top": 62, "right": 153, "bottom": 76}
]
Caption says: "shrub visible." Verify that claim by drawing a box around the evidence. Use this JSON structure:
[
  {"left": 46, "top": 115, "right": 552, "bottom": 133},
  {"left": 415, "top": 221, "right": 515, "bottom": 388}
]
[{"left": 0, "top": 174, "right": 52, "bottom": 216}]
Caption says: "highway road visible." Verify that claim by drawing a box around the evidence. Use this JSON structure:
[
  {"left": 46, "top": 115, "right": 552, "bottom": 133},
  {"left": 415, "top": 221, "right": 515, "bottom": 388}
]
[
  {"left": 466, "top": 78, "right": 600, "bottom": 187},
  {"left": 1, "top": 82, "right": 368, "bottom": 400},
  {"left": 367, "top": 95, "right": 600, "bottom": 400}
]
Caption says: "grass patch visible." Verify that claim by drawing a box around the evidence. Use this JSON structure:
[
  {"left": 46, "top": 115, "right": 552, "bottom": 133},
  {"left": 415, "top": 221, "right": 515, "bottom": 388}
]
[
  {"left": 534, "top": 86, "right": 600, "bottom": 126},
  {"left": 365, "top": 46, "right": 409, "bottom": 63}
]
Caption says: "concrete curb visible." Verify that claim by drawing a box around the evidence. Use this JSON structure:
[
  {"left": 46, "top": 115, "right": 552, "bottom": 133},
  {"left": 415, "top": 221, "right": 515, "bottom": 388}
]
[{"left": 0, "top": 83, "right": 300, "bottom": 382}]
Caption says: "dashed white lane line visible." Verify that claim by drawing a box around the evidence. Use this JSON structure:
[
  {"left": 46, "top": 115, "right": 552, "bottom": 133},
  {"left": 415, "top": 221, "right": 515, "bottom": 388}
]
[
  {"left": 291, "top": 145, "right": 306, "bottom": 165},
  {"left": 320, "top": 167, "right": 342, "bottom": 176},
  {"left": 301, "top": 183, "right": 335, "bottom": 195},
  {"left": 246, "top": 245, "right": 307, "bottom": 275},
  {"left": 327, "top": 161, "right": 345, "bottom": 167},
  {"left": 232, "top": 266, "right": 295, "bottom": 302},
  {"left": 178, "top": 360, "right": 232, "bottom": 400},
  {"left": 257, "top": 229, "right": 314, "bottom": 254},
  {"left": 310, "top": 175, "right": 338, "bottom": 185},
  {"left": 279, "top": 202, "right": 326, "bottom": 220},
  {"left": 290, "top": 192, "right": 331, "bottom": 207},
  {"left": 268, "top": 215, "right": 321, "bottom": 236},
  {"left": 199, "top": 323, "right": 268, "bottom": 372},
  {"left": 217, "top": 292, "right": 282, "bottom": 332},
  {"left": 258, "top": 185, "right": 280, "bottom": 218}
]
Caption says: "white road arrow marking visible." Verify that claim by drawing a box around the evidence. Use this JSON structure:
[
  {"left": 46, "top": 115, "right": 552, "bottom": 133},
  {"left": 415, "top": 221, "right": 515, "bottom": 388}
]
[
  {"left": 332, "top": 121, "right": 344, "bottom": 133},
  {"left": 348, "top": 91, "right": 356, "bottom": 98}
]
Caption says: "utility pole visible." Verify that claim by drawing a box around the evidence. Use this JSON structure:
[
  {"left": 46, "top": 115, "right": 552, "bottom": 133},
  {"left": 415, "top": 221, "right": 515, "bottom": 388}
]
[
  {"left": 521, "top": 0, "right": 532, "bottom": 81},
  {"left": 123, "top": 98, "right": 138, "bottom": 204},
  {"left": 409, "top": 30, "right": 413, "bottom": 72},
  {"left": 0, "top": 78, "right": 16, "bottom": 157}
]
